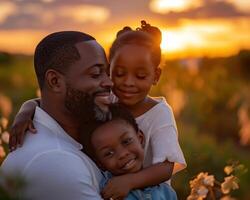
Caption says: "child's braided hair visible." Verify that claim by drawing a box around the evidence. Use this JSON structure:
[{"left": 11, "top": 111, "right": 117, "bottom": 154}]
[{"left": 109, "top": 20, "right": 162, "bottom": 67}]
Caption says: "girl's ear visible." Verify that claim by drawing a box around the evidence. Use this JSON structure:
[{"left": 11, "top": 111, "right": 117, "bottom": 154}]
[
  {"left": 137, "top": 130, "right": 145, "bottom": 148},
  {"left": 153, "top": 67, "right": 161, "bottom": 85},
  {"left": 45, "top": 69, "right": 65, "bottom": 92}
]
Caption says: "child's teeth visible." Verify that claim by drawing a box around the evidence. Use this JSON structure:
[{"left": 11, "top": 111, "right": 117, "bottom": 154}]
[{"left": 124, "top": 159, "right": 135, "bottom": 169}]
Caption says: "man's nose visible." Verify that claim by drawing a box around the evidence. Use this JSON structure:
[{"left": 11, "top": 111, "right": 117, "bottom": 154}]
[{"left": 101, "top": 72, "right": 113, "bottom": 88}]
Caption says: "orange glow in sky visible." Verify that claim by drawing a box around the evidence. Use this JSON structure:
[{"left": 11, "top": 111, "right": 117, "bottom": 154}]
[
  {"left": 0, "top": 0, "right": 250, "bottom": 59},
  {"left": 150, "top": 0, "right": 202, "bottom": 13}
]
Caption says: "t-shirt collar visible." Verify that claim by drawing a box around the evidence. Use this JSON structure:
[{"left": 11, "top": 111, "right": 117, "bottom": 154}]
[{"left": 33, "top": 106, "right": 83, "bottom": 150}]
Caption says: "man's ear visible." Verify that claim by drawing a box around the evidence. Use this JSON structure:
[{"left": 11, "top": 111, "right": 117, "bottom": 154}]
[
  {"left": 137, "top": 130, "right": 145, "bottom": 148},
  {"left": 45, "top": 69, "right": 65, "bottom": 92},
  {"left": 153, "top": 67, "right": 161, "bottom": 85}
]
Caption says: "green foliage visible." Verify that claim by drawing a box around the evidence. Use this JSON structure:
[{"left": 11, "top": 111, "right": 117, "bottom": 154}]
[{"left": 1, "top": 51, "right": 250, "bottom": 199}]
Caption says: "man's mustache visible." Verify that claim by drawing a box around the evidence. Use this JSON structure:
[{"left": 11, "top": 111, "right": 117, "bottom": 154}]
[{"left": 92, "top": 89, "right": 111, "bottom": 97}]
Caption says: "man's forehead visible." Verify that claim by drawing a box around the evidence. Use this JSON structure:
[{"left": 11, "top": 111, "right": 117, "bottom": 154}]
[
  {"left": 75, "top": 40, "right": 104, "bottom": 54},
  {"left": 75, "top": 40, "right": 107, "bottom": 65}
]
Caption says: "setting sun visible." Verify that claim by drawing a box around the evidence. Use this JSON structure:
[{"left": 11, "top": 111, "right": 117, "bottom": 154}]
[{"left": 150, "top": 0, "right": 202, "bottom": 13}]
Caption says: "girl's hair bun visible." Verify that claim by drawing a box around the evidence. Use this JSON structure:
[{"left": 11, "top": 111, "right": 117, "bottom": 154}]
[
  {"left": 116, "top": 26, "right": 132, "bottom": 38},
  {"left": 137, "top": 20, "right": 162, "bottom": 45}
]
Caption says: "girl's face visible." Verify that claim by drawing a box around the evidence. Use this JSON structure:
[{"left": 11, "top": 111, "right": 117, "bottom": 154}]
[
  {"left": 110, "top": 44, "right": 160, "bottom": 107},
  {"left": 91, "top": 119, "right": 144, "bottom": 175}
]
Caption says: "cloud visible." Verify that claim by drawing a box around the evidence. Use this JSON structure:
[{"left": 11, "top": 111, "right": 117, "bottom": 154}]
[
  {"left": 151, "top": 0, "right": 250, "bottom": 20},
  {"left": 0, "top": 2, "right": 17, "bottom": 24},
  {"left": 0, "top": 1, "right": 110, "bottom": 30},
  {"left": 226, "top": 0, "right": 250, "bottom": 13},
  {"left": 59, "top": 5, "right": 110, "bottom": 24}
]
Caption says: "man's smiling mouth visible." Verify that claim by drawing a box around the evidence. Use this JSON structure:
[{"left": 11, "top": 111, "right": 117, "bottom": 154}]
[{"left": 94, "top": 92, "right": 111, "bottom": 111}]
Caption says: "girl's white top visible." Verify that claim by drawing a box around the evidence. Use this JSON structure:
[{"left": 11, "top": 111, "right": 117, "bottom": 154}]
[{"left": 135, "top": 97, "right": 186, "bottom": 175}]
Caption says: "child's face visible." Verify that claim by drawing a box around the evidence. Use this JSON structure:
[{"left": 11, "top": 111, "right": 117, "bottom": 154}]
[
  {"left": 91, "top": 119, "right": 144, "bottom": 175},
  {"left": 110, "top": 44, "right": 160, "bottom": 106}
]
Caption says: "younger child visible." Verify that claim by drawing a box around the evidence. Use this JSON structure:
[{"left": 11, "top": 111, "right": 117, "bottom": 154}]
[{"left": 81, "top": 103, "right": 177, "bottom": 200}]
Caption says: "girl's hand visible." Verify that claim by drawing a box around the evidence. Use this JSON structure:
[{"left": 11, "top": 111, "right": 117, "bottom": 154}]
[
  {"left": 101, "top": 175, "right": 133, "bottom": 200},
  {"left": 9, "top": 114, "right": 36, "bottom": 151},
  {"left": 9, "top": 99, "right": 39, "bottom": 151}
]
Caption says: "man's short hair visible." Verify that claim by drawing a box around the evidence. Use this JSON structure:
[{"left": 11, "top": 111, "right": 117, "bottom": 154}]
[{"left": 34, "top": 31, "right": 95, "bottom": 89}]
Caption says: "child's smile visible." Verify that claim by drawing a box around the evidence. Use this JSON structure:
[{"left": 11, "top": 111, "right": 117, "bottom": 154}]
[
  {"left": 120, "top": 156, "right": 138, "bottom": 171},
  {"left": 110, "top": 44, "right": 158, "bottom": 107},
  {"left": 91, "top": 119, "right": 144, "bottom": 175}
]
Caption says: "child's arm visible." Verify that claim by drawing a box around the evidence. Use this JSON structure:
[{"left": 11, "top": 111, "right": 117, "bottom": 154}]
[
  {"left": 101, "top": 160, "right": 174, "bottom": 199},
  {"left": 9, "top": 98, "right": 39, "bottom": 151}
]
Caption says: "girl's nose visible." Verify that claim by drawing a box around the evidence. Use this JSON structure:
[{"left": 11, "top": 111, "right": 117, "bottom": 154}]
[{"left": 123, "top": 75, "right": 135, "bottom": 87}]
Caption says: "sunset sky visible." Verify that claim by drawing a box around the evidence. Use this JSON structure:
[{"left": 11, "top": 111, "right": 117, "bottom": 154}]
[{"left": 0, "top": 0, "right": 250, "bottom": 58}]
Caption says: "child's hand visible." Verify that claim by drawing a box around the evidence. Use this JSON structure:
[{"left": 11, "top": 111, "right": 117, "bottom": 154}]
[
  {"left": 101, "top": 174, "right": 133, "bottom": 200},
  {"left": 9, "top": 115, "right": 36, "bottom": 151}
]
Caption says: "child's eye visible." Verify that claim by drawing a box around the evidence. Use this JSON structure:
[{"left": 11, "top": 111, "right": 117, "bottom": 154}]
[
  {"left": 122, "top": 138, "right": 133, "bottom": 145},
  {"left": 136, "top": 75, "right": 146, "bottom": 79},
  {"left": 114, "top": 70, "right": 125, "bottom": 77},
  {"left": 103, "top": 150, "right": 114, "bottom": 158}
]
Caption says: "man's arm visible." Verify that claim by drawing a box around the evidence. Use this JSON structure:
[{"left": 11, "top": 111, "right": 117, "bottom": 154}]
[{"left": 23, "top": 150, "right": 103, "bottom": 200}]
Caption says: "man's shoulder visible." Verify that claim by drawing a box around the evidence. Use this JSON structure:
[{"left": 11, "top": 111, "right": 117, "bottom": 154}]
[{"left": 23, "top": 149, "right": 93, "bottom": 173}]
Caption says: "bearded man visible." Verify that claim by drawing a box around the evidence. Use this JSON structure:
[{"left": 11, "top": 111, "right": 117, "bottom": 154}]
[{"left": 1, "top": 31, "right": 113, "bottom": 200}]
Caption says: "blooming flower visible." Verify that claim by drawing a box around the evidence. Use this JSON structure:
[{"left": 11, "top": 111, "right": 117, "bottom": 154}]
[
  {"left": 197, "top": 186, "right": 208, "bottom": 198},
  {"left": 224, "top": 166, "right": 234, "bottom": 175},
  {"left": 1, "top": 131, "right": 10, "bottom": 144},
  {"left": 221, "top": 175, "right": 239, "bottom": 194},
  {"left": 0, "top": 146, "right": 6, "bottom": 158},
  {"left": 203, "top": 174, "right": 215, "bottom": 186},
  {"left": 0, "top": 117, "right": 8, "bottom": 129}
]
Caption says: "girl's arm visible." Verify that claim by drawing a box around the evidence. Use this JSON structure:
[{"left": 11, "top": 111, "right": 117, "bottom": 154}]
[
  {"left": 101, "top": 160, "right": 174, "bottom": 199},
  {"left": 9, "top": 98, "right": 40, "bottom": 151}
]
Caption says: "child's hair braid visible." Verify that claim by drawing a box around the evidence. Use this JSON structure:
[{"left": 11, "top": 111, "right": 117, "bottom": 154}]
[{"left": 109, "top": 20, "right": 162, "bottom": 67}]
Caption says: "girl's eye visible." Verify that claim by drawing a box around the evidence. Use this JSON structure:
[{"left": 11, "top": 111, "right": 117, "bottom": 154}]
[
  {"left": 114, "top": 70, "right": 125, "bottom": 77},
  {"left": 136, "top": 75, "right": 146, "bottom": 79},
  {"left": 123, "top": 137, "right": 133, "bottom": 145}
]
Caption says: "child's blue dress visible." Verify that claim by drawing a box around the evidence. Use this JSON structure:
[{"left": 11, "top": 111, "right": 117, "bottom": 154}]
[{"left": 100, "top": 172, "right": 178, "bottom": 200}]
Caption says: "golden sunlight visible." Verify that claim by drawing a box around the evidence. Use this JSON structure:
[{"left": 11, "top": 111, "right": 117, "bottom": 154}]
[
  {"left": 0, "top": 30, "right": 48, "bottom": 54},
  {"left": 159, "top": 18, "right": 250, "bottom": 58},
  {"left": 160, "top": 28, "right": 203, "bottom": 57},
  {"left": 150, "top": 0, "right": 202, "bottom": 13},
  {"left": 1, "top": 18, "right": 250, "bottom": 59}
]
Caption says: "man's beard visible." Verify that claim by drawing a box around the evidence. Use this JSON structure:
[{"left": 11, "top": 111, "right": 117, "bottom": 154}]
[{"left": 64, "top": 84, "right": 111, "bottom": 124}]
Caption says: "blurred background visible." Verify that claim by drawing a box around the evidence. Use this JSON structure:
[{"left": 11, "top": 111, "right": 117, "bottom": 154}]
[{"left": 0, "top": 0, "right": 250, "bottom": 199}]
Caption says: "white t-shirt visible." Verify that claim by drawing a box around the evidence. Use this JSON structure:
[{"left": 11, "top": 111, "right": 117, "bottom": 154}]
[
  {"left": 136, "top": 97, "right": 186, "bottom": 175},
  {"left": 1, "top": 107, "right": 103, "bottom": 200}
]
